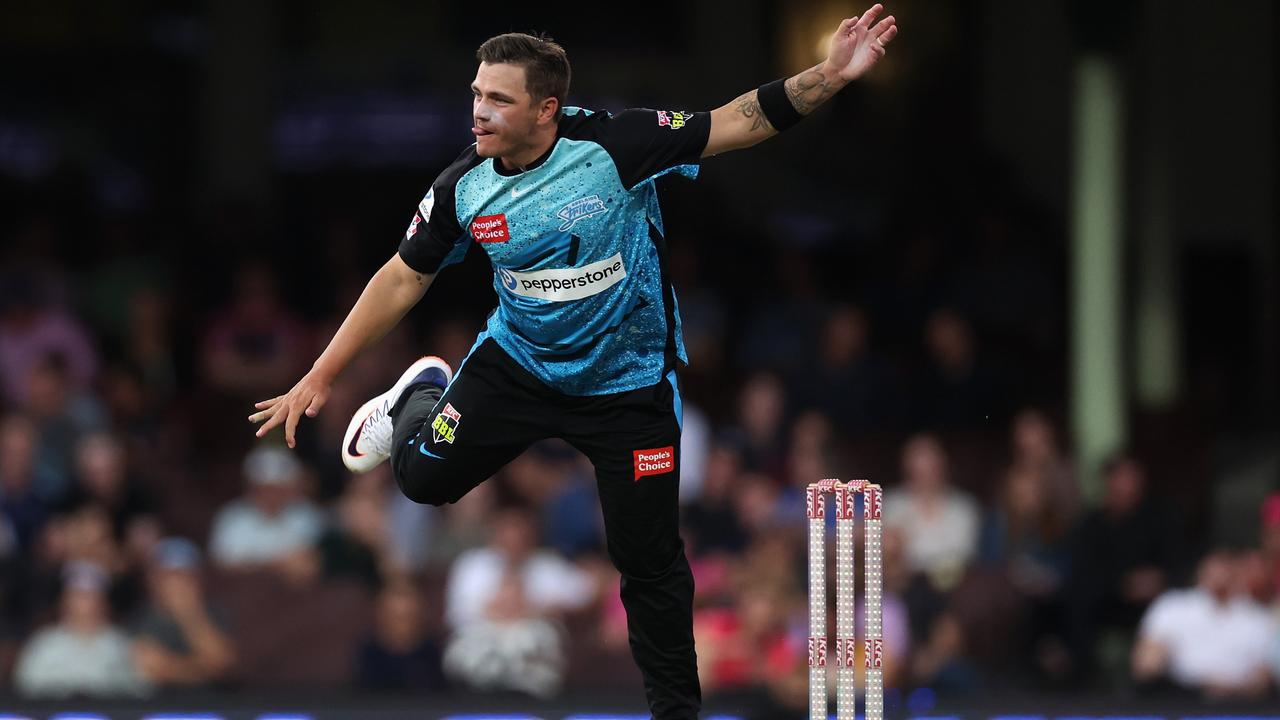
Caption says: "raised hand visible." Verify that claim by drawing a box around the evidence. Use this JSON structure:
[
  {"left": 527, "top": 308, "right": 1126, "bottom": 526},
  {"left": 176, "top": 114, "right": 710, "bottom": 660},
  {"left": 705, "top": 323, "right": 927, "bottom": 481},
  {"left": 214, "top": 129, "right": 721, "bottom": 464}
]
[
  {"left": 825, "top": 4, "right": 898, "bottom": 83},
  {"left": 248, "top": 372, "right": 331, "bottom": 449}
]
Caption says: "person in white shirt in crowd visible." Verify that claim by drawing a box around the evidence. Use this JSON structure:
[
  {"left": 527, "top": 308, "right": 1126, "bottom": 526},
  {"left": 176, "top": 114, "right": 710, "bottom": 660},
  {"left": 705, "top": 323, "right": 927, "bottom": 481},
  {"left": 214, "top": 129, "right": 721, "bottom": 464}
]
[
  {"left": 444, "top": 504, "right": 597, "bottom": 629},
  {"left": 442, "top": 504, "right": 597, "bottom": 697},
  {"left": 1131, "top": 548, "right": 1278, "bottom": 700},
  {"left": 884, "top": 433, "right": 980, "bottom": 592},
  {"left": 13, "top": 560, "right": 148, "bottom": 698},
  {"left": 208, "top": 445, "right": 323, "bottom": 580}
]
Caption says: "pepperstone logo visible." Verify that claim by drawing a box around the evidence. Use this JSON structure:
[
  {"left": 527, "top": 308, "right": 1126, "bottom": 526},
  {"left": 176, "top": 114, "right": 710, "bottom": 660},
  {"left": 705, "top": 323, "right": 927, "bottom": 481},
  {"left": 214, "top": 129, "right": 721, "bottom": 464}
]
[
  {"left": 497, "top": 267, "right": 517, "bottom": 291},
  {"left": 556, "top": 194, "right": 608, "bottom": 232},
  {"left": 633, "top": 445, "right": 674, "bottom": 480},
  {"left": 470, "top": 213, "right": 510, "bottom": 243},
  {"left": 431, "top": 403, "right": 461, "bottom": 444},
  {"left": 499, "top": 253, "right": 627, "bottom": 302}
]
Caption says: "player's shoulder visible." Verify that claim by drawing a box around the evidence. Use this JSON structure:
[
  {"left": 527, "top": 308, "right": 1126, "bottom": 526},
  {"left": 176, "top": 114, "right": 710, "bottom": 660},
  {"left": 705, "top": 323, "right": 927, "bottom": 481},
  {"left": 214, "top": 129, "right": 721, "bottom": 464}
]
[
  {"left": 435, "top": 143, "right": 486, "bottom": 190},
  {"left": 556, "top": 105, "right": 606, "bottom": 140}
]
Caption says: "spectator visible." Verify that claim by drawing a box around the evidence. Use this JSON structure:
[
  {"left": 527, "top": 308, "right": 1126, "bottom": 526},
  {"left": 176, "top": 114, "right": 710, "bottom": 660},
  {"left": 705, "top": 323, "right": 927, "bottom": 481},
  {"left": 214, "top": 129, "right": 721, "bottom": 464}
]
[
  {"left": 317, "top": 473, "right": 392, "bottom": 590},
  {"left": 1131, "top": 549, "right": 1277, "bottom": 700},
  {"left": 22, "top": 354, "right": 108, "bottom": 504},
  {"left": 208, "top": 445, "right": 323, "bottom": 581},
  {"left": 1063, "top": 452, "right": 1186, "bottom": 682},
  {"left": 0, "top": 275, "right": 98, "bottom": 408},
  {"left": 443, "top": 568, "right": 569, "bottom": 698},
  {"left": 13, "top": 561, "right": 148, "bottom": 698},
  {"left": 60, "top": 432, "right": 158, "bottom": 548},
  {"left": 682, "top": 439, "right": 749, "bottom": 557},
  {"left": 980, "top": 463, "right": 1072, "bottom": 598},
  {"left": 0, "top": 414, "right": 48, "bottom": 554},
  {"left": 884, "top": 434, "right": 980, "bottom": 592},
  {"left": 916, "top": 308, "right": 1007, "bottom": 428},
  {"left": 734, "top": 372, "right": 788, "bottom": 478},
  {"left": 694, "top": 583, "right": 800, "bottom": 695},
  {"left": 443, "top": 505, "right": 596, "bottom": 630},
  {"left": 200, "top": 261, "right": 310, "bottom": 400},
  {"left": 130, "top": 538, "right": 236, "bottom": 689},
  {"left": 977, "top": 463, "right": 1074, "bottom": 682},
  {"left": 357, "top": 579, "right": 446, "bottom": 691},
  {"left": 1009, "top": 408, "right": 1077, "bottom": 521},
  {"left": 790, "top": 304, "right": 895, "bottom": 435}
]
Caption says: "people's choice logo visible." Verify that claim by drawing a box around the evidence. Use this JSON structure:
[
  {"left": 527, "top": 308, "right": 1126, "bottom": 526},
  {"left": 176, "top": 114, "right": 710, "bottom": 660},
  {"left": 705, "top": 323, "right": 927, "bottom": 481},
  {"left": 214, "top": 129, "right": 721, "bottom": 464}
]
[
  {"left": 633, "top": 445, "right": 675, "bottom": 480},
  {"left": 470, "top": 214, "right": 510, "bottom": 243},
  {"left": 498, "top": 253, "right": 627, "bottom": 302},
  {"left": 556, "top": 195, "right": 608, "bottom": 232}
]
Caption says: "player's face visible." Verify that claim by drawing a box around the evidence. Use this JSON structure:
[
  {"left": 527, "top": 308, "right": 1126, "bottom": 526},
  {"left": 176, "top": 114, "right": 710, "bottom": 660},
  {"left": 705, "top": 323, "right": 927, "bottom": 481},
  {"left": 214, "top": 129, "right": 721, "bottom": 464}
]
[{"left": 471, "top": 62, "right": 550, "bottom": 158}]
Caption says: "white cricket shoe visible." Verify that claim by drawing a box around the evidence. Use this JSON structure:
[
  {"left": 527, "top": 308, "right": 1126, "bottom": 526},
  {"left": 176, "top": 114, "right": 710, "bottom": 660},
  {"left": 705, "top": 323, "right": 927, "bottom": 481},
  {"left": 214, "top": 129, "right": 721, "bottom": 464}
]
[{"left": 341, "top": 355, "right": 452, "bottom": 473}]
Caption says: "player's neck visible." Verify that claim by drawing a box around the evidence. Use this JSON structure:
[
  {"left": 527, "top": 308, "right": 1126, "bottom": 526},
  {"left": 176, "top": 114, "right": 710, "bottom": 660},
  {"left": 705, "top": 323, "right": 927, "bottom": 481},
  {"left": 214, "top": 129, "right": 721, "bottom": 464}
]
[{"left": 498, "top": 134, "right": 556, "bottom": 174}]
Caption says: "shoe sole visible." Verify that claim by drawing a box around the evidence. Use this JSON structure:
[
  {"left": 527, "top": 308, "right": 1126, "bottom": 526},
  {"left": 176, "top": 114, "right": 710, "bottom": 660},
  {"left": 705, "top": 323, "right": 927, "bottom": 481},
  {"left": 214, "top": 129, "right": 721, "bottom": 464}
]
[{"left": 340, "top": 355, "right": 452, "bottom": 473}]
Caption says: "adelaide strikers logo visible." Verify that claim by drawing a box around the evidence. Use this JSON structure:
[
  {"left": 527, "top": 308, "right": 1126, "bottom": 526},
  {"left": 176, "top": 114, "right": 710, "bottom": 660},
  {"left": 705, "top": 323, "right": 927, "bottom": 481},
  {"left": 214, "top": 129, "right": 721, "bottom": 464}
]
[{"left": 431, "top": 403, "right": 461, "bottom": 444}]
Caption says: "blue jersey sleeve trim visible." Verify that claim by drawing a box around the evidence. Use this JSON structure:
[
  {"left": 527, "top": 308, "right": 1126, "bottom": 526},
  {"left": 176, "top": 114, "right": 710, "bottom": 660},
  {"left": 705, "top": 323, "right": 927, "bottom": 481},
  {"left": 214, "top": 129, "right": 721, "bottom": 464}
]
[{"left": 639, "top": 162, "right": 700, "bottom": 187}]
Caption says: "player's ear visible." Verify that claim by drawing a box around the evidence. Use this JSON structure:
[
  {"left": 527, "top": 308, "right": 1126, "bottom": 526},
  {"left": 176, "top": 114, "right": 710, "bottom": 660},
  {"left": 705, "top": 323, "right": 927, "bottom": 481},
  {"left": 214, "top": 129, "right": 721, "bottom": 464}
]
[{"left": 539, "top": 95, "right": 560, "bottom": 124}]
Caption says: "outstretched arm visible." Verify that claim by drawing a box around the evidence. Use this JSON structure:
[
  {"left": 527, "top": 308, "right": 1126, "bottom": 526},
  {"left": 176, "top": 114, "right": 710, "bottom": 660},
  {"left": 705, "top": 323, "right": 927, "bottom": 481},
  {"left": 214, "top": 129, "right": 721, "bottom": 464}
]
[
  {"left": 703, "top": 4, "right": 898, "bottom": 157},
  {"left": 248, "top": 253, "right": 431, "bottom": 447}
]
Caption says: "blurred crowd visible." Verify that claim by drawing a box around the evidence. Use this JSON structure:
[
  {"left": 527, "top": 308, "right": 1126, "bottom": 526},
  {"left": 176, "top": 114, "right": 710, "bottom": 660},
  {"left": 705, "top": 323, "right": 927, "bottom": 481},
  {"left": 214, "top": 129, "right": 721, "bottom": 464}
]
[{"left": 1, "top": 202, "right": 1278, "bottom": 714}]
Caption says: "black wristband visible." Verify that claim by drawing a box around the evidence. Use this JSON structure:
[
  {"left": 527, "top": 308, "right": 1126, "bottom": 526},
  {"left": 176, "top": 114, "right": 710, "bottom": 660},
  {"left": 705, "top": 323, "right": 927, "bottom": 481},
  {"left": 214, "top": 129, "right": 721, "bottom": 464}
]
[{"left": 757, "top": 78, "right": 804, "bottom": 131}]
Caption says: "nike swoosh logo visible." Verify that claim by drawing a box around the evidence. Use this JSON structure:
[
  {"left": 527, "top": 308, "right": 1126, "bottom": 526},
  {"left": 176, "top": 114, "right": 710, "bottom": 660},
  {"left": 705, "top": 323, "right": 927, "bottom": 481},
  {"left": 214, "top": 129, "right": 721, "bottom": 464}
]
[
  {"left": 418, "top": 445, "right": 445, "bottom": 460},
  {"left": 346, "top": 415, "right": 370, "bottom": 457},
  {"left": 511, "top": 186, "right": 530, "bottom": 198}
]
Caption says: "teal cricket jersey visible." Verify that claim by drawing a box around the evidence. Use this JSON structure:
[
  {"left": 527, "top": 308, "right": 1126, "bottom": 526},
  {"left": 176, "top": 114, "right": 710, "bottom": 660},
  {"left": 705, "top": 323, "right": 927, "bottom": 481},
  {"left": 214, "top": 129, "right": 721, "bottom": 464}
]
[{"left": 398, "top": 106, "right": 711, "bottom": 396}]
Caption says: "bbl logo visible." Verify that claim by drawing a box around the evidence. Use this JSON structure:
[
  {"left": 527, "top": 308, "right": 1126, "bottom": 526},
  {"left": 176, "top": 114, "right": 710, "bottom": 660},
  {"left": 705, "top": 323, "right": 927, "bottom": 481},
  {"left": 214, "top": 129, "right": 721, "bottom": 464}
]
[
  {"left": 431, "top": 403, "right": 461, "bottom": 444},
  {"left": 656, "top": 110, "right": 691, "bottom": 130}
]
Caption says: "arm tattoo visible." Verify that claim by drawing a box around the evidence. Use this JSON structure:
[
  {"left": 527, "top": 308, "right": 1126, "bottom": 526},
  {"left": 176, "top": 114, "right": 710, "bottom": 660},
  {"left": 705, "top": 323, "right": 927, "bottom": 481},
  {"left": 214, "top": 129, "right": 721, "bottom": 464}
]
[
  {"left": 784, "top": 64, "right": 837, "bottom": 115},
  {"left": 732, "top": 90, "right": 775, "bottom": 133}
]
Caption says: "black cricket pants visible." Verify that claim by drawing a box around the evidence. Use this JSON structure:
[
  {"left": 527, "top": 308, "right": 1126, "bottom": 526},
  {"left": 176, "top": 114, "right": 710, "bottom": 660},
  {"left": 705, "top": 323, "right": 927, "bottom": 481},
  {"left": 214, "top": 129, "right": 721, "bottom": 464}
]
[{"left": 390, "top": 338, "right": 700, "bottom": 720}]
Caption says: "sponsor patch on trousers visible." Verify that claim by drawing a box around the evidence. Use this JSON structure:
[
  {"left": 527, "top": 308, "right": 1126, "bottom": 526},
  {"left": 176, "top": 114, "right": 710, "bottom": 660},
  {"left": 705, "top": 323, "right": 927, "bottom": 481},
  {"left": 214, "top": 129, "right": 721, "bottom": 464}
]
[
  {"left": 499, "top": 253, "right": 627, "bottom": 302},
  {"left": 633, "top": 445, "right": 675, "bottom": 480}
]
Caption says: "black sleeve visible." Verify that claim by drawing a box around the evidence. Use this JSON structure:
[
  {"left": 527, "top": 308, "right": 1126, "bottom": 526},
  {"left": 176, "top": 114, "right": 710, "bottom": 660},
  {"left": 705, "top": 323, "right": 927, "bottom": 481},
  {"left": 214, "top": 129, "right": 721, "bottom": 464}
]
[
  {"left": 580, "top": 108, "right": 712, "bottom": 190},
  {"left": 397, "top": 147, "right": 479, "bottom": 274}
]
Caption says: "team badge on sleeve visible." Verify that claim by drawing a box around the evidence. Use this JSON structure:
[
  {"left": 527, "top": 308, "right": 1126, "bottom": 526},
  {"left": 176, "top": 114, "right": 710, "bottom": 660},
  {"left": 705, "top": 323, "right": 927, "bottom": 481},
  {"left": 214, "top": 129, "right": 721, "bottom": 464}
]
[
  {"left": 405, "top": 213, "right": 422, "bottom": 239},
  {"left": 656, "top": 110, "right": 691, "bottom": 130}
]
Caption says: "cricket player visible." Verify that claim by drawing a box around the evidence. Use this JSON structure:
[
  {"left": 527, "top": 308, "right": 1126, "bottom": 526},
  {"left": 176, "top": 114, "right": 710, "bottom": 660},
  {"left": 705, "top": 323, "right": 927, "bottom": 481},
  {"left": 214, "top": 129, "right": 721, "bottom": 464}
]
[{"left": 251, "top": 7, "right": 897, "bottom": 717}]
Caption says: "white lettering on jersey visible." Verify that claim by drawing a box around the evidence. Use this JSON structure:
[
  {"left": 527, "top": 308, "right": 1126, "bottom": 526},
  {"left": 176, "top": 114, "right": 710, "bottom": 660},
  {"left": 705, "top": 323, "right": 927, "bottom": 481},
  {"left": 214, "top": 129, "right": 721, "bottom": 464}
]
[{"left": 418, "top": 188, "right": 435, "bottom": 221}]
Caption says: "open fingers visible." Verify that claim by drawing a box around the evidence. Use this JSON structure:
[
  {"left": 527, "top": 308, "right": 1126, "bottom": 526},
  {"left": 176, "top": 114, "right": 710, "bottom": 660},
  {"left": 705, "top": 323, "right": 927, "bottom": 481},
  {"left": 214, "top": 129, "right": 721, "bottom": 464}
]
[
  {"left": 876, "top": 22, "right": 898, "bottom": 46},
  {"left": 255, "top": 404, "right": 289, "bottom": 438},
  {"left": 304, "top": 388, "right": 328, "bottom": 418},
  {"left": 857, "top": 4, "right": 883, "bottom": 31},
  {"left": 873, "top": 16, "right": 896, "bottom": 39},
  {"left": 254, "top": 396, "right": 283, "bottom": 410},
  {"left": 284, "top": 404, "right": 303, "bottom": 448}
]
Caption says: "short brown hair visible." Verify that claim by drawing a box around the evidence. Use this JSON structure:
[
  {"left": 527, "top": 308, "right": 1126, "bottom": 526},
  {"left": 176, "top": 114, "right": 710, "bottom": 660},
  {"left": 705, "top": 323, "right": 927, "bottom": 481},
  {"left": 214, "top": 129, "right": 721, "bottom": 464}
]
[{"left": 476, "top": 32, "right": 571, "bottom": 112}]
